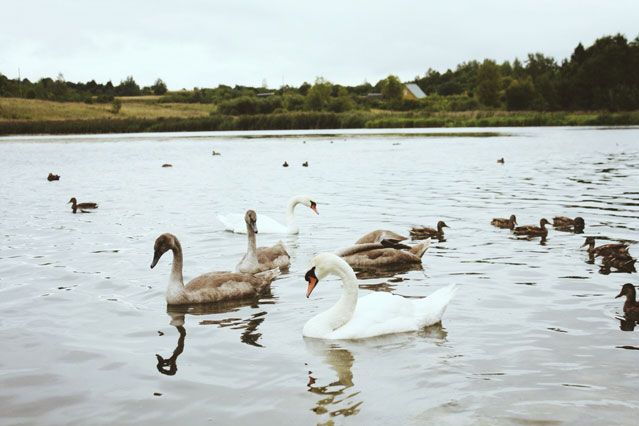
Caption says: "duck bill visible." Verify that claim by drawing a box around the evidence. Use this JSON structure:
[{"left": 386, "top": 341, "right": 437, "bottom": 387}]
[
  {"left": 615, "top": 290, "right": 624, "bottom": 299},
  {"left": 150, "top": 251, "right": 162, "bottom": 269},
  {"left": 306, "top": 276, "right": 318, "bottom": 298}
]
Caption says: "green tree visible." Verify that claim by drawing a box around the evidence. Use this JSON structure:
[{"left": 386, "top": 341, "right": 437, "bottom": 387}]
[
  {"left": 305, "top": 77, "right": 332, "bottom": 110},
  {"left": 505, "top": 77, "right": 536, "bottom": 110},
  {"left": 380, "top": 75, "right": 404, "bottom": 102},
  {"left": 476, "top": 59, "right": 501, "bottom": 107},
  {"left": 151, "top": 79, "right": 168, "bottom": 95}
]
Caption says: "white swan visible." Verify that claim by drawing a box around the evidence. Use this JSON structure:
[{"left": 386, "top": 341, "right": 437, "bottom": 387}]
[
  {"left": 302, "top": 253, "right": 456, "bottom": 339},
  {"left": 217, "top": 195, "right": 318, "bottom": 234}
]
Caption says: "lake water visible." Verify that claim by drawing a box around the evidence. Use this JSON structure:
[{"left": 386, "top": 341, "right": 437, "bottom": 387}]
[{"left": 0, "top": 127, "right": 638, "bottom": 425}]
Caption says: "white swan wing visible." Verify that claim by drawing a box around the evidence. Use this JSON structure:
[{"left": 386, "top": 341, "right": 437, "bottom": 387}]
[
  {"left": 217, "top": 213, "right": 246, "bottom": 233},
  {"left": 255, "top": 215, "right": 288, "bottom": 233},
  {"left": 326, "top": 285, "right": 457, "bottom": 340}
]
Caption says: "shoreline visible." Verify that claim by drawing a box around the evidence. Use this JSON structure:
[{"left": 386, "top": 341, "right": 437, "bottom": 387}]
[{"left": 1, "top": 110, "right": 639, "bottom": 137}]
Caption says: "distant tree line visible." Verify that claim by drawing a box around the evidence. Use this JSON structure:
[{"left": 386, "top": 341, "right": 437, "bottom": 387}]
[
  {"left": 1, "top": 34, "right": 638, "bottom": 111},
  {"left": 0, "top": 74, "right": 167, "bottom": 103}
]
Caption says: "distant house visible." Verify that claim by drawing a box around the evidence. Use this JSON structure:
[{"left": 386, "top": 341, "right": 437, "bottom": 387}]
[{"left": 403, "top": 83, "right": 426, "bottom": 100}]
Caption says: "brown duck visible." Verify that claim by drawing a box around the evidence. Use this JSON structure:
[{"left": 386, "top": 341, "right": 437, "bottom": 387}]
[
  {"left": 616, "top": 284, "right": 639, "bottom": 315},
  {"left": 513, "top": 218, "right": 550, "bottom": 238},
  {"left": 68, "top": 197, "right": 98, "bottom": 214},
  {"left": 600, "top": 254, "right": 637, "bottom": 275},
  {"left": 410, "top": 221, "right": 448, "bottom": 240},
  {"left": 491, "top": 215, "right": 517, "bottom": 230},
  {"left": 47, "top": 173, "right": 60, "bottom": 181},
  {"left": 582, "top": 237, "right": 629, "bottom": 258},
  {"left": 553, "top": 216, "right": 585, "bottom": 233}
]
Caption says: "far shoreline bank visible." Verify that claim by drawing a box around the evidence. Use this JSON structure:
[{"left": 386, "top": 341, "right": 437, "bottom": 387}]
[{"left": 1, "top": 110, "right": 638, "bottom": 137}]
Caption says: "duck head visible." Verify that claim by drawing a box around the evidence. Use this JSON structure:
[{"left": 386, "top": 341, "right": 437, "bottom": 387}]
[
  {"left": 581, "top": 236, "right": 596, "bottom": 249},
  {"left": 539, "top": 218, "right": 551, "bottom": 228},
  {"left": 573, "top": 217, "right": 585, "bottom": 230},
  {"left": 68, "top": 197, "right": 77, "bottom": 205},
  {"left": 437, "top": 221, "right": 449, "bottom": 232},
  {"left": 509, "top": 215, "right": 517, "bottom": 225},
  {"left": 616, "top": 283, "right": 636, "bottom": 300},
  {"left": 245, "top": 210, "right": 258, "bottom": 234},
  {"left": 151, "top": 233, "right": 178, "bottom": 268}
]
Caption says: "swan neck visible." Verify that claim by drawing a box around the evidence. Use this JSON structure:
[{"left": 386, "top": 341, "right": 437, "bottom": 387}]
[
  {"left": 246, "top": 221, "right": 257, "bottom": 257},
  {"left": 286, "top": 197, "right": 300, "bottom": 233},
  {"left": 328, "top": 261, "right": 359, "bottom": 329},
  {"left": 170, "top": 243, "right": 184, "bottom": 286}
]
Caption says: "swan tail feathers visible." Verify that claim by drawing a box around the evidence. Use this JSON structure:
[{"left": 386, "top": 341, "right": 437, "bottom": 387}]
[
  {"left": 254, "top": 267, "right": 281, "bottom": 282},
  {"left": 409, "top": 238, "right": 431, "bottom": 258},
  {"left": 416, "top": 283, "right": 457, "bottom": 327}
]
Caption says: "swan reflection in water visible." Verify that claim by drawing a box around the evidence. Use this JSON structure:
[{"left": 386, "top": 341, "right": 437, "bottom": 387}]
[
  {"left": 155, "top": 295, "right": 273, "bottom": 376},
  {"left": 304, "top": 324, "right": 447, "bottom": 420}
]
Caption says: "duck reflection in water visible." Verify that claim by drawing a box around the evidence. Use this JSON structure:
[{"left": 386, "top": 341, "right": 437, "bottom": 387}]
[{"left": 155, "top": 296, "right": 272, "bottom": 376}]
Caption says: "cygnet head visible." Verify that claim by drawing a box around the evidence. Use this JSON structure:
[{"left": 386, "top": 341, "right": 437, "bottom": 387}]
[
  {"left": 244, "top": 210, "right": 258, "bottom": 234},
  {"left": 151, "top": 233, "right": 179, "bottom": 269}
]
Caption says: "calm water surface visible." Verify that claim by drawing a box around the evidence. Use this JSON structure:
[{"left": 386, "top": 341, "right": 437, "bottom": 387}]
[{"left": 0, "top": 127, "right": 638, "bottom": 425}]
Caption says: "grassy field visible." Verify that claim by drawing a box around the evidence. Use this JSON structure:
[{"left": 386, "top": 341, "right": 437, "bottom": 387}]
[
  {"left": 0, "top": 97, "right": 213, "bottom": 121},
  {"left": 1, "top": 97, "right": 638, "bottom": 136}
]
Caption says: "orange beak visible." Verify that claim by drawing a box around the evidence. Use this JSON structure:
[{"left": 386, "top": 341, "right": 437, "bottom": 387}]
[
  {"left": 306, "top": 275, "right": 318, "bottom": 298},
  {"left": 310, "top": 204, "right": 318, "bottom": 215}
]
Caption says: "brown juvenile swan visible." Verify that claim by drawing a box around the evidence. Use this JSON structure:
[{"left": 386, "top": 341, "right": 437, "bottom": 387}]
[
  {"left": 236, "top": 210, "right": 291, "bottom": 274},
  {"left": 150, "top": 233, "right": 279, "bottom": 305},
  {"left": 336, "top": 238, "right": 431, "bottom": 270},
  {"left": 355, "top": 229, "right": 408, "bottom": 244}
]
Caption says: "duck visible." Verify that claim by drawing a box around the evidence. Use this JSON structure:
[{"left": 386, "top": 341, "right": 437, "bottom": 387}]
[
  {"left": 302, "top": 161, "right": 309, "bottom": 167},
  {"left": 217, "top": 195, "right": 318, "bottom": 234},
  {"left": 162, "top": 163, "right": 173, "bottom": 168},
  {"left": 355, "top": 229, "right": 408, "bottom": 244},
  {"left": 336, "top": 238, "right": 430, "bottom": 270},
  {"left": 68, "top": 197, "right": 98, "bottom": 214},
  {"left": 497, "top": 158, "right": 505, "bottom": 164},
  {"left": 150, "top": 233, "right": 279, "bottom": 305},
  {"left": 302, "top": 253, "right": 456, "bottom": 339},
  {"left": 282, "top": 161, "right": 289, "bottom": 167},
  {"left": 491, "top": 215, "right": 517, "bottom": 230},
  {"left": 47, "top": 173, "right": 60, "bottom": 181},
  {"left": 236, "top": 210, "right": 291, "bottom": 274},
  {"left": 513, "top": 218, "right": 550, "bottom": 239},
  {"left": 212, "top": 150, "right": 221, "bottom": 156},
  {"left": 410, "top": 221, "right": 448, "bottom": 240},
  {"left": 616, "top": 284, "right": 639, "bottom": 315},
  {"left": 582, "top": 236, "right": 629, "bottom": 258},
  {"left": 553, "top": 216, "right": 585, "bottom": 233},
  {"left": 600, "top": 254, "right": 637, "bottom": 275}
]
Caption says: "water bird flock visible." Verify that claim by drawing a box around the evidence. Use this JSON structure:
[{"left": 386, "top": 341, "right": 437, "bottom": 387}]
[{"left": 52, "top": 150, "right": 635, "bottom": 338}]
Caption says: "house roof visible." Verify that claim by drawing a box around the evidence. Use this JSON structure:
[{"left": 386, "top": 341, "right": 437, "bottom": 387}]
[{"left": 404, "top": 83, "right": 426, "bottom": 99}]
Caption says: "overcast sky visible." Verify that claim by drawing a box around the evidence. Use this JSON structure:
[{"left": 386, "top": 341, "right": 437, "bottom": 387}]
[{"left": 2, "top": 0, "right": 637, "bottom": 89}]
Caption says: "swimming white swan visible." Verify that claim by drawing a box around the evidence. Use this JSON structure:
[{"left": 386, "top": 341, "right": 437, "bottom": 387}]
[
  {"left": 217, "top": 195, "right": 318, "bottom": 234},
  {"left": 150, "top": 233, "right": 279, "bottom": 305},
  {"left": 302, "top": 253, "right": 456, "bottom": 339},
  {"left": 236, "top": 210, "right": 291, "bottom": 273}
]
